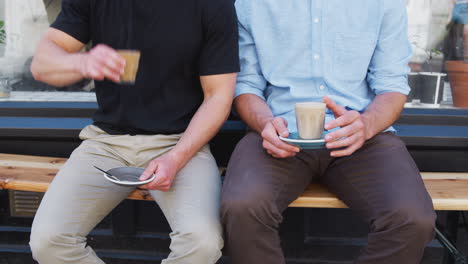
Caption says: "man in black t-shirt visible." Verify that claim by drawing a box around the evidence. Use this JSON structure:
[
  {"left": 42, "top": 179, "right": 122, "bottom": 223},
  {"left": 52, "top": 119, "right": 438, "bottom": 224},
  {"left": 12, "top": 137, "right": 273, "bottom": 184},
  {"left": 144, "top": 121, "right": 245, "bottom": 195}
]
[{"left": 28, "top": 1, "right": 239, "bottom": 263}]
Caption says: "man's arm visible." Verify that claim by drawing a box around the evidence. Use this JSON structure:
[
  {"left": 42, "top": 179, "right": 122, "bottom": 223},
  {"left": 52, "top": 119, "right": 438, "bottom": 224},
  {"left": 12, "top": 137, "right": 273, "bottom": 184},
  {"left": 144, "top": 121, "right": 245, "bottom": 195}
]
[
  {"left": 31, "top": 28, "right": 125, "bottom": 87},
  {"left": 232, "top": 7, "right": 300, "bottom": 159},
  {"left": 235, "top": 94, "right": 300, "bottom": 158},
  {"left": 140, "top": 73, "right": 237, "bottom": 191},
  {"left": 323, "top": 93, "right": 406, "bottom": 156},
  {"left": 139, "top": 0, "right": 240, "bottom": 190},
  {"left": 172, "top": 73, "right": 237, "bottom": 167},
  {"left": 361, "top": 93, "right": 406, "bottom": 138},
  {"left": 324, "top": 0, "right": 411, "bottom": 157},
  {"left": 234, "top": 94, "right": 272, "bottom": 134}
]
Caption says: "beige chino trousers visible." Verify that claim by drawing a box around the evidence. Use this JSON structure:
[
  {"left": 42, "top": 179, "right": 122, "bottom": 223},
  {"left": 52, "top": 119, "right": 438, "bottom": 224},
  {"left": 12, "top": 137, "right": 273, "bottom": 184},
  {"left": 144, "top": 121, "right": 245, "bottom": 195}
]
[{"left": 30, "top": 125, "right": 223, "bottom": 264}]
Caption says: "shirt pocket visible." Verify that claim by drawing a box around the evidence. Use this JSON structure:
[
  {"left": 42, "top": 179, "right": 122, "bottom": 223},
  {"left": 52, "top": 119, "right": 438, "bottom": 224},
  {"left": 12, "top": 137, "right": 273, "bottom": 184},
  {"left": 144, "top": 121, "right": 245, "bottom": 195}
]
[{"left": 332, "top": 32, "right": 376, "bottom": 82}]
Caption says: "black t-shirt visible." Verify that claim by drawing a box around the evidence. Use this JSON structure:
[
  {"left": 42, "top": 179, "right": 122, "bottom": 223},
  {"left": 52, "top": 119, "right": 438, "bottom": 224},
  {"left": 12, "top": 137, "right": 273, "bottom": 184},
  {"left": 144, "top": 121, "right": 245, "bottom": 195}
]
[{"left": 51, "top": 0, "right": 239, "bottom": 135}]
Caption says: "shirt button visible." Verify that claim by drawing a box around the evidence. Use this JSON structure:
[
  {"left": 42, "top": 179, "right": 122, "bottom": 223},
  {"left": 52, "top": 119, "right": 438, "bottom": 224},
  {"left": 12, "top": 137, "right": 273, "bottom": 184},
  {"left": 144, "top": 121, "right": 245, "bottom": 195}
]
[
  {"left": 319, "top": 85, "right": 325, "bottom": 90},
  {"left": 314, "top": 54, "right": 320, "bottom": 60},
  {"left": 314, "top": 18, "right": 320, "bottom": 23}
]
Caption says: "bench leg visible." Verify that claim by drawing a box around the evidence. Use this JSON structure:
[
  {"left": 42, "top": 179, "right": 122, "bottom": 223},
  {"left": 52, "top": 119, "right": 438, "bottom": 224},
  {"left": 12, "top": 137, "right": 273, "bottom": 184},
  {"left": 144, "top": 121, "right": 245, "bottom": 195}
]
[{"left": 438, "top": 211, "right": 467, "bottom": 264}]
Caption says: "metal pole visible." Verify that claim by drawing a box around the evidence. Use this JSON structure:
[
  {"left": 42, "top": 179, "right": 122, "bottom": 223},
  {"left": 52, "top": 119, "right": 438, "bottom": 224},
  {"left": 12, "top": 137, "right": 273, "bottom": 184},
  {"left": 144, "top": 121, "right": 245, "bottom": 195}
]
[{"left": 439, "top": 211, "right": 466, "bottom": 264}]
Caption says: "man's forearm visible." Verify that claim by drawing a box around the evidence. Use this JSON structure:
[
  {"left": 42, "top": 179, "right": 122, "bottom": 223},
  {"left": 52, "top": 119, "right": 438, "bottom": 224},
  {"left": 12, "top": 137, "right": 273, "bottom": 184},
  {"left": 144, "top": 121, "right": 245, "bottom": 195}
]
[
  {"left": 169, "top": 94, "right": 234, "bottom": 170},
  {"left": 234, "top": 94, "right": 274, "bottom": 133},
  {"left": 31, "top": 38, "right": 85, "bottom": 87},
  {"left": 362, "top": 92, "right": 407, "bottom": 139}
]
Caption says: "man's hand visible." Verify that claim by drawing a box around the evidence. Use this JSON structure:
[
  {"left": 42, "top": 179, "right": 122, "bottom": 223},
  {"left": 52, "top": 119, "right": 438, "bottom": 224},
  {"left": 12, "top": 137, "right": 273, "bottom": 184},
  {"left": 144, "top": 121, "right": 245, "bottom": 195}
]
[
  {"left": 261, "top": 117, "right": 300, "bottom": 158},
  {"left": 323, "top": 96, "right": 371, "bottom": 157},
  {"left": 77, "top": 44, "right": 126, "bottom": 83},
  {"left": 139, "top": 152, "right": 181, "bottom": 191}
]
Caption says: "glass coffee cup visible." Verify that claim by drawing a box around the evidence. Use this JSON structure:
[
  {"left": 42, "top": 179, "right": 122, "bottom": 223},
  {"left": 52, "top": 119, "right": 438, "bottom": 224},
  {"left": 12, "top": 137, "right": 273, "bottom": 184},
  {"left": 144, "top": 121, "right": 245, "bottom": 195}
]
[
  {"left": 117, "top": 50, "right": 141, "bottom": 84},
  {"left": 295, "top": 102, "right": 326, "bottom": 139}
]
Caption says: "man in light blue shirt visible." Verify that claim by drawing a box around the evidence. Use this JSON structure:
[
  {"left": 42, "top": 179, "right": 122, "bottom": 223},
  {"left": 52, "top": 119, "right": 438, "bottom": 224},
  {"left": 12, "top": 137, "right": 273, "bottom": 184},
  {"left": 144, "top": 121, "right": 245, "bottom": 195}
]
[{"left": 221, "top": 1, "right": 436, "bottom": 263}]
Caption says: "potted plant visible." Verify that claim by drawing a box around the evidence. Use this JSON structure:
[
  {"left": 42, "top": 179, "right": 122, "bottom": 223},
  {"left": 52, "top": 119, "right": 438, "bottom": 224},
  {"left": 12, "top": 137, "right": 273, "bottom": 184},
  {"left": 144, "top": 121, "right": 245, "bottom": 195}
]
[
  {"left": 0, "top": 20, "right": 9, "bottom": 98},
  {"left": 0, "top": 20, "right": 5, "bottom": 44},
  {"left": 444, "top": 2, "right": 468, "bottom": 108}
]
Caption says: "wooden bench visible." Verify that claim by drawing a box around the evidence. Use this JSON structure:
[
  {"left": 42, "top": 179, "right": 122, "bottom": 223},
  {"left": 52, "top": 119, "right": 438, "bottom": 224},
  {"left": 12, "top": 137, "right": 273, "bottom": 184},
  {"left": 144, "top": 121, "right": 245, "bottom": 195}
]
[
  {"left": 1, "top": 153, "right": 468, "bottom": 263},
  {"left": 2, "top": 153, "right": 468, "bottom": 211}
]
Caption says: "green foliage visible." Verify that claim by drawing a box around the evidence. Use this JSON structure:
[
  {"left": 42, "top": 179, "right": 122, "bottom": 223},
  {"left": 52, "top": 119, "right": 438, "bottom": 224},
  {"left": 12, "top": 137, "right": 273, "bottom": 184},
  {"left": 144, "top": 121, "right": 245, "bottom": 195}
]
[
  {"left": 431, "top": 48, "right": 442, "bottom": 56},
  {"left": 0, "top": 20, "right": 5, "bottom": 45}
]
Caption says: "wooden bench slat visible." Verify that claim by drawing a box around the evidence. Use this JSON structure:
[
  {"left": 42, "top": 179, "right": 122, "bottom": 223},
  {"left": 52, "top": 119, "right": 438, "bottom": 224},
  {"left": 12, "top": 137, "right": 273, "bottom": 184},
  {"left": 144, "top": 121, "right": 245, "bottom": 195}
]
[
  {"left": 2, "top": 154, "right": 468, "bottom": 211},
  {"left": 289, "top": 183, "right": 347, "bottom": 208},
  {"left": 423, "top": 179, "right": 468, "bottom": 210},
  {"left": 420, "top": 172, "right": 468, "bottom": 180},
  {"left": 0, "top": 167, "right": 56, "bottom": 190},
  {"left": 0, "top": 154, "right": 67, "bottom": 169}
]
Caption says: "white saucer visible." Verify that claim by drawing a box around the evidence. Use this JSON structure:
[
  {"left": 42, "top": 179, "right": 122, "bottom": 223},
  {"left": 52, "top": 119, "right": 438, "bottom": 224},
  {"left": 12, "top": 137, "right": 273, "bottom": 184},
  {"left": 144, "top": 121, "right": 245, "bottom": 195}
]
[
  {"left": 103, "top": 167, "right": 156, "bottom": 186},
  {"left": 279, "top": 131, "right": 329, "bottom": 149}
]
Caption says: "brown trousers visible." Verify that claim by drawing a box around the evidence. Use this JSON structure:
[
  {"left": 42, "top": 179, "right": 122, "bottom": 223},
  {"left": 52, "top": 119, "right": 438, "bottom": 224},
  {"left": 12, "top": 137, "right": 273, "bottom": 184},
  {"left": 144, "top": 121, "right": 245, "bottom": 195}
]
[{"left": 221, "top": 132, "right": 436, "bottom": 264}]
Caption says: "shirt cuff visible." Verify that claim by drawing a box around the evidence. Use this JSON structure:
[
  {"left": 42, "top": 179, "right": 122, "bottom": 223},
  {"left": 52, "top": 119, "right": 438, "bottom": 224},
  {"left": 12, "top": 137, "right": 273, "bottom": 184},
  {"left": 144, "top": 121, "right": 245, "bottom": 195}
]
[
  {"left": 235, "top": 81, "right": 266, "bottom": 100},
  {"left": 370, "top": 76, "right": 410, "bottom": 96}
]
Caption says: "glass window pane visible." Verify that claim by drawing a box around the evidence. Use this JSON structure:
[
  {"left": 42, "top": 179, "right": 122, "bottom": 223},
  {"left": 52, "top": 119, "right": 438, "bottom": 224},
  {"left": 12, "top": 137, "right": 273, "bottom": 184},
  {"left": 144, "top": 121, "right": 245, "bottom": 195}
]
[
  {"left": 0, "top": 0, "right": 94, "bottom": 102},
  {"left": 407, "top": 0, "right": 468, "bottom": 109},
  {"left": 0, "top": 0, "right": 467, "bottom": 108}
]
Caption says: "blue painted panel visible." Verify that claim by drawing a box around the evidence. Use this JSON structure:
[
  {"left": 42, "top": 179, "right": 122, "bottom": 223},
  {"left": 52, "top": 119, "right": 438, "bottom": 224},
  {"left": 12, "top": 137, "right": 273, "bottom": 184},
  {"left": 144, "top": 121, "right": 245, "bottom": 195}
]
[
  {"left": 394, "top": 124, "right": 468, "bottom": 138},
  {"left": 0, "top": 102, "right": 98, "bottom": 109},
  {"left": 0, "top": 118, "right": 467, "bottom": 138},
  {"left": 0, "top": 117, "right": 246, "bottom": 132},
  {"left": 0, "top": 117, "right": 92, "bottom": 129}
]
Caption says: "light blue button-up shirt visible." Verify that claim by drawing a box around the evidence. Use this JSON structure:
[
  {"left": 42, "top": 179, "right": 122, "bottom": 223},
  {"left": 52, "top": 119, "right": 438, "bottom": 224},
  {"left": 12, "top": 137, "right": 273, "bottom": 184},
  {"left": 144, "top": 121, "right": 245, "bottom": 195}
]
[{"left": 235, "top": 0, "right": 412, "bottom": 132}]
